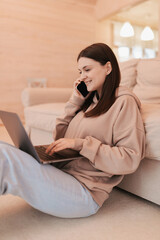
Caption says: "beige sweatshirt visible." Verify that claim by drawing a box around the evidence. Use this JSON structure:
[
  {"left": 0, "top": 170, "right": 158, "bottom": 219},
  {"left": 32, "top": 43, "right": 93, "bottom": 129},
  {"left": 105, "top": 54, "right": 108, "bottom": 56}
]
[{"left": 53, "top": 86, "right": 145, "bottom": 206}]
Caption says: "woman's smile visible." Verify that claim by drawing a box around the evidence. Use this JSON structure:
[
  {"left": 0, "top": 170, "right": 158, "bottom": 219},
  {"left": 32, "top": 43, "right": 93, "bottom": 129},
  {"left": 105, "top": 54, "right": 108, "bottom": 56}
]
[{"left": 84, "top": 79, "right": 92, "bottom": 85}]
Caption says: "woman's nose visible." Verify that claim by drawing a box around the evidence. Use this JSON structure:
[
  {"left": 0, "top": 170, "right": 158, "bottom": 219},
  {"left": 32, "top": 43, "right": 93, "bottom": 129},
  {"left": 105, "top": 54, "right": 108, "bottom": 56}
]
[{"left": 80, "top": 72, "right": 87, "bottom": 80}]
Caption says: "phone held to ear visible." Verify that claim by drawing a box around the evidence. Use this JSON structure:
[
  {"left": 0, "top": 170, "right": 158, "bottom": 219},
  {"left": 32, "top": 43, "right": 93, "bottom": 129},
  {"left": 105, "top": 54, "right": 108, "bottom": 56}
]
[{"left": 77, "top": 81, "right": 89, "bottom": 97}]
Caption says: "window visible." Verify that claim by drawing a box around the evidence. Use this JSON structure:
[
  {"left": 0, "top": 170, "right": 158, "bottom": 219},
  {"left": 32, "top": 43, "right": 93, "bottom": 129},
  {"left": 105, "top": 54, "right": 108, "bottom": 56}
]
[{"left": 112, "top": 21, "right": 158, "bottom": 62}]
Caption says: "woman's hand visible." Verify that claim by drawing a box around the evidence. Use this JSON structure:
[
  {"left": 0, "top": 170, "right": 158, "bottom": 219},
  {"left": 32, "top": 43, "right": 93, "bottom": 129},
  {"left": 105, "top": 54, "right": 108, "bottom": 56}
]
[
  {"left": 45, "top": 138, "right": 76, "bottom": 155},
  {"left": 73, "top": 78, "right": 82, "bottom": 96},
  {"left": 74, "top": 78, "right": 81, "bottom": 89}
]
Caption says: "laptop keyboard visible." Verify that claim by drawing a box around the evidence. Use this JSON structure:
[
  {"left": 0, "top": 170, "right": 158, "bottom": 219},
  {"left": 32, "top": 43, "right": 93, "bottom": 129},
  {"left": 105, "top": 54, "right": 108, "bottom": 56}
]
[
  {"left": 35, "top": 145, "right": 60, "bottom": 160},
  {"left": 35, "top": 145, "right": 82, "bottom": 163}
]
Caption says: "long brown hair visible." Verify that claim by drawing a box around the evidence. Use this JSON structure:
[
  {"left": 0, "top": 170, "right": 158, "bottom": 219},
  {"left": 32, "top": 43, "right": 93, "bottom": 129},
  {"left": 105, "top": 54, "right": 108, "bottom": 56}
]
[{"left": 77, "top": 43, "right": 121, "bottom": 117}]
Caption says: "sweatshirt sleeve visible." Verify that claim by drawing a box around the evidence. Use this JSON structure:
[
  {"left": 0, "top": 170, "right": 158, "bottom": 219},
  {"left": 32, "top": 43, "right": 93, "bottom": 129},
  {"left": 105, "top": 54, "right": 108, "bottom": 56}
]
[
  {"left": 53, "top": 91, "right": 85, "bottom": 140},
  {"left": 79, "top": 97, "right": 146, "bottom": 175}
]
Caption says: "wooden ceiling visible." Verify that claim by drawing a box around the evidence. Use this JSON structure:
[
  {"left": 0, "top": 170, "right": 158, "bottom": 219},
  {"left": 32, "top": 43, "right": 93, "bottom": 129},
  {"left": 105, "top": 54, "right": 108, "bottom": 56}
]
[
  {"left": 110, "top": 0, "right": 159, "bottom": 29},
  {"left": 64, "top": 0, "right": 158, "bottom": 29}
]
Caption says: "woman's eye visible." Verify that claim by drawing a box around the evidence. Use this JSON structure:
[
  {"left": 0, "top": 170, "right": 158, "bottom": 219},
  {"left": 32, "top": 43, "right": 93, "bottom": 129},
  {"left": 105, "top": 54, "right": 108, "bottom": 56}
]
[{"left": 78, "top": 69, "right": 90, "bottom": 74}]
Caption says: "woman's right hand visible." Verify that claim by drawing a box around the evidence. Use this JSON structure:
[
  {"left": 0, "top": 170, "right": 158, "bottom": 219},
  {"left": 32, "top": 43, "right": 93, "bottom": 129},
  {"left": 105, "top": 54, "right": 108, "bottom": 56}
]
[{"left": 73, "top": 78, "right": 82, "bottom": 96}]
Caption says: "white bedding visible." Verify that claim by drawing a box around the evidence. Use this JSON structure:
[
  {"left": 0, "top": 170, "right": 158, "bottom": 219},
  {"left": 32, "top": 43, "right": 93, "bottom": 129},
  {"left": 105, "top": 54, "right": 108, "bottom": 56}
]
[
  {"left": 24, "top": 103, "right": 65, "bottom": 132},
  {"left": 141, "top": 103, "right": 160, "bottom": 161}
]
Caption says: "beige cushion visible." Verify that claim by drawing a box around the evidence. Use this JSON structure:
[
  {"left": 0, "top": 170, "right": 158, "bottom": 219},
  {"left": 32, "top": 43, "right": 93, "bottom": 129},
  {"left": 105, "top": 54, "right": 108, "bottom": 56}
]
[
  {"left": 141, "top": 103, "right": 160, "bottom": 161},
  {"left": 119, "top": 59, "right": 139, "bottom": 89},
  {"left": 24, "top": 103, "right": 66, "bottom": 132},
  {"left": 21, "top": 88, "right": 72, "bottom": 107},
  {"left": 133, "top": 59, "right": 160, "bottom": 103}
]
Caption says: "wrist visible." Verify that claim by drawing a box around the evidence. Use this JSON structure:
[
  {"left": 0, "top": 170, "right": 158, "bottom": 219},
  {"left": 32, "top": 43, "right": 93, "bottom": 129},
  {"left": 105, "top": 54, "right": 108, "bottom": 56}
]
[
  {"left": 74, "top": 138, "right": 84, "bottom": 151},
  {"left": 69, "top": 91, "right": 85, "bottom": 107}
]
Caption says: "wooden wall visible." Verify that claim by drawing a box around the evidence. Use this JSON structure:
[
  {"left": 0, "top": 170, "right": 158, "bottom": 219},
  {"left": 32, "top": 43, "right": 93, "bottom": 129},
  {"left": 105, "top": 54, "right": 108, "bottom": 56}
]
[{"left": 0, "top": 0, "right": 96, "bottom": 118}]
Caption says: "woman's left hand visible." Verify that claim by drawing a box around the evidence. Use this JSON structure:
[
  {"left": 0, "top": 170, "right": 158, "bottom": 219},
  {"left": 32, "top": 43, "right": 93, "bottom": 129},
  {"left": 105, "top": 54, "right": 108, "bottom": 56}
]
[{"left": 45, "top": 138, "right": 76, "bottom": 155}]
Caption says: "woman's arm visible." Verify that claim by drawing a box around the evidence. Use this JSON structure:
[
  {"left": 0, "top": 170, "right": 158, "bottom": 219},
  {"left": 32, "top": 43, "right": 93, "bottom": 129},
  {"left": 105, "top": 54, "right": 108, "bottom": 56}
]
[
  {"left": 78, "top": 97, "right": 146, "bottom": 175},
  {"left": 79, "top": 129, "right": 145, "bottom": 175},
  {"left": 53, "top": 78, "right": 87, "bottom": 141},
  {"left": 53, "top": 94, "right": 84, "bottom": 140}
]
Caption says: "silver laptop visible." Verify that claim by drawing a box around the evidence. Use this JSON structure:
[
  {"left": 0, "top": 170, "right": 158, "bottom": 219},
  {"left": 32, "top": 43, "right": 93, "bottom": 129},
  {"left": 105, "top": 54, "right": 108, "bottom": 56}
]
[{"left": 0, "top": 110, "right": 83, "bottom": 165}]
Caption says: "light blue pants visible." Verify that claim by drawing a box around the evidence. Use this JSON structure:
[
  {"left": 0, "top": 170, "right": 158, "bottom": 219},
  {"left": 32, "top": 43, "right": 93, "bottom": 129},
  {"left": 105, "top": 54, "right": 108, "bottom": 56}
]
[{"left": 0, "top": 141, "right": 99, "bottom": 218}]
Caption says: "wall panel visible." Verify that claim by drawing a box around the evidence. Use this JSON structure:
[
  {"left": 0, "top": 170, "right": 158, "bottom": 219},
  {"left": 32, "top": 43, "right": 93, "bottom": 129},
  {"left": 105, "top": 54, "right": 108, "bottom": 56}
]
[{"left": 0, "top": 0, "right": 96, "bottom": 118}]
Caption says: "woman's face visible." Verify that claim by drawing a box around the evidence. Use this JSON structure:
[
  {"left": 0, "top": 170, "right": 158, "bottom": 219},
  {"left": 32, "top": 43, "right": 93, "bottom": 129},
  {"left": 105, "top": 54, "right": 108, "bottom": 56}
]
[{"left": 78, "top": 57, "right": 111, "bottom": 96}]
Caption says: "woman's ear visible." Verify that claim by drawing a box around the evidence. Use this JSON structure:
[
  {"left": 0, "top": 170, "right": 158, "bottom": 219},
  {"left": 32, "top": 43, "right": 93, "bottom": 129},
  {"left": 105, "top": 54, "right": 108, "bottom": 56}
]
[{"left": 105, "top": 61, "right": 112, "bottom": 75}]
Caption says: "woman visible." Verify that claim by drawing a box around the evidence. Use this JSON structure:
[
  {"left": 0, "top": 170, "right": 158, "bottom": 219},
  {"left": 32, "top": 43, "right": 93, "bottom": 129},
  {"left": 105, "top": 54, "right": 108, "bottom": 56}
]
[{"left": 0, "top": 43, "right": 145, "bottom": 218}]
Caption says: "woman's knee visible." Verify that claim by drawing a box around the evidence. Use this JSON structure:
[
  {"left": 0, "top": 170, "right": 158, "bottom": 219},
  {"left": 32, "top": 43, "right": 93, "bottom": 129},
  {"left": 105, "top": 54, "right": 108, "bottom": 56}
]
[
  {"left": 0, "top": 142, "right": 16, "bottom": 158},
  {"left": 0, "top": 141, "right": 15, "bottom": 152}
]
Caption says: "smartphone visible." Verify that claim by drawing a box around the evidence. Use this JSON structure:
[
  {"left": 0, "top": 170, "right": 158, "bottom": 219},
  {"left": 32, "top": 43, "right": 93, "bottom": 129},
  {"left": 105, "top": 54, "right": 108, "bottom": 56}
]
[{"left": 77, "top": 81, "right": 89, "bottom": 97}]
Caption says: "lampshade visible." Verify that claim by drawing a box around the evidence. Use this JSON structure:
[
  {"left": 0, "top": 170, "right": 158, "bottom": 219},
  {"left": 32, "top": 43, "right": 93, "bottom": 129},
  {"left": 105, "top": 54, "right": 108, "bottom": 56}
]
[
  {"left": 120, "top": 22, "right": 134, "bottom": 37},
  {"left": 141, "top": 26, "right": 154, "bottom": 41}
]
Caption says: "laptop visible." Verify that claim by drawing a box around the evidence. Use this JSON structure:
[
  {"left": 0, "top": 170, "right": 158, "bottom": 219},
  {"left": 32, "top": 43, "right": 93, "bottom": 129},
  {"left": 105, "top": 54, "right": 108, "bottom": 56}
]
[{"left": 0, "top": 110, "right": 83, "bottom": 165}]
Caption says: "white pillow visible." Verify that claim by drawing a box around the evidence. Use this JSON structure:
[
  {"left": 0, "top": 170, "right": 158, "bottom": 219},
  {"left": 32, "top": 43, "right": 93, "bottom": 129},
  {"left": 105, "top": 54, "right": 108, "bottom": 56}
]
[
  {"left": 133, "top": 59, "right": 160, "bottom": 103},
  {"left": 119, "top": 59, "right": 139, "bottom": 89},
  {"left": 141, "top": 103, "right": 160, "bottom": 160}
]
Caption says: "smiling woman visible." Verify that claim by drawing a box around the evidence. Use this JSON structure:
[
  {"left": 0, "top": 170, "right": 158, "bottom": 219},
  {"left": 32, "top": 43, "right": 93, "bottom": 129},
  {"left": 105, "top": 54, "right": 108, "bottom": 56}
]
[
  {"left": 0, "top": 43, "right": 145, "bottom": 218},
  {"left": 46, "top": 43, "right": 145, "bottom": 210}
]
